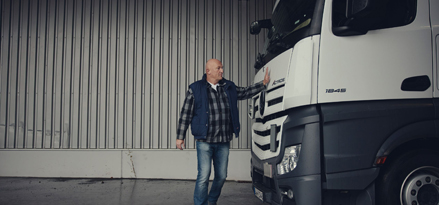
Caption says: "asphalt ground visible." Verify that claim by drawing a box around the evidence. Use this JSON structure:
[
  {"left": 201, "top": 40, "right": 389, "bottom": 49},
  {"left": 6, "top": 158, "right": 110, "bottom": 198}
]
[{"left": 0, "top": 177, "right": 265, "bottom": 205}]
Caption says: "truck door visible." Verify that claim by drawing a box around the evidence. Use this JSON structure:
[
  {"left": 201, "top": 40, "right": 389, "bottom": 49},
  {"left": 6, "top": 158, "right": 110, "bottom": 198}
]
[
  {"left": 433, "top": 0, "right": 439, "bottom": 98},
  {"left": 318, "top": 0, "right": 433, "bottom": 103}
]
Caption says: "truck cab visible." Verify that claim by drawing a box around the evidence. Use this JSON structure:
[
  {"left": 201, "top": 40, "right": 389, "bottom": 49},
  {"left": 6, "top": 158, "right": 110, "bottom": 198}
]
[{"left": 249, "top": 0, "right": 439, "bottom": 204}]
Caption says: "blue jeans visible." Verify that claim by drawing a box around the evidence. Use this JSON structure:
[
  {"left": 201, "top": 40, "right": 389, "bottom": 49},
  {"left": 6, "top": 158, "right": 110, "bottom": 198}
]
[{"left": 194, "top": 141, "right": 230, "bottom": 205}]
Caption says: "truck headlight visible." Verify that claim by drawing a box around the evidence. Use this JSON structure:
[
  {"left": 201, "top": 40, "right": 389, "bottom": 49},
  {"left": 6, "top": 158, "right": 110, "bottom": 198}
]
[{"left": 277, "top": 145, "right": 301, "bottom": 175}]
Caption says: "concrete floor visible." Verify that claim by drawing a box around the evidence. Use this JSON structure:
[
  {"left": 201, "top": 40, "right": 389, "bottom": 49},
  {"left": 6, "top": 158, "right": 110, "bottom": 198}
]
[{"left": 0, "top": 178, "right": 265, "bottom": 205}]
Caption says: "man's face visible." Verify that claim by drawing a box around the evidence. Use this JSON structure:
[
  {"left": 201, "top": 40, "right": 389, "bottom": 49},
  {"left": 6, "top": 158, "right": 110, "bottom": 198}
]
[{"left": 207, "top": 60, "right": 224, "bottom": 82}]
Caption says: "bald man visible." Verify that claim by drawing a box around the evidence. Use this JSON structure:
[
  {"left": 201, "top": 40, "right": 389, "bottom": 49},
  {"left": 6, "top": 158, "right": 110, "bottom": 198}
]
[{"left": 177, "top": 59, "right": 270, "bottom": 205}]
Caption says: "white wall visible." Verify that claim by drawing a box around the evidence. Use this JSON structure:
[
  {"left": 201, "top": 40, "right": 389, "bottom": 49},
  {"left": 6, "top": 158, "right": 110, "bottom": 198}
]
[{"left": 0, "top": 0, "right": 274, "bottom": 180}]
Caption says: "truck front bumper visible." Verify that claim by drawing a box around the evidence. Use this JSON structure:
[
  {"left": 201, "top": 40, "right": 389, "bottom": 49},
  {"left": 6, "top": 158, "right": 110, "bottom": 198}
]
[{"left": 252, "top": 162, "right": 322, "bottom": 205}]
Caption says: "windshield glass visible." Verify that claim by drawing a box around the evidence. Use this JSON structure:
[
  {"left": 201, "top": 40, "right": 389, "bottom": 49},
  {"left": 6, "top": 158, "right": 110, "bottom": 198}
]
[{"left": 262, "top": 0, "right": 317, "bottom": 55}]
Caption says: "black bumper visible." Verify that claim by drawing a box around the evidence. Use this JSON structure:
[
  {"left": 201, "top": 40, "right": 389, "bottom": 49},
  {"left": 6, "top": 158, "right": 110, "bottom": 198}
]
[{"left": 252, "top": 165, "right": 322, "bottom": 205}]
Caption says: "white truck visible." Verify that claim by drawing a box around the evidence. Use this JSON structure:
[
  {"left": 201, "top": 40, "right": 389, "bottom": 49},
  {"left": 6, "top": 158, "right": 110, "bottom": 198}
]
[{"left": 248, "top": 0, "right": 439, "bottom": 204}]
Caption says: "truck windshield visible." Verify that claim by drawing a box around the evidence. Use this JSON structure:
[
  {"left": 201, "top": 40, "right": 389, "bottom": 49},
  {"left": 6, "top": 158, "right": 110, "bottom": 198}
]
[{"left": 259, "top": 0, "right": 318, "bottom": 64}]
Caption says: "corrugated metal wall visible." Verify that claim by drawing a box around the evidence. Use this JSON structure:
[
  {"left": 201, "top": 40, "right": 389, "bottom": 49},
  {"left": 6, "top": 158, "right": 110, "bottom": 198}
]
[{"left": 0, "top": 0, "right": 274, "bottom": 150}]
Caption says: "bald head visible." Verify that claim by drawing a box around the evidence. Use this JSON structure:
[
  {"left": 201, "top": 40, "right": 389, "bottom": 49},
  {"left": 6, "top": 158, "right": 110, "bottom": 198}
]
[
  {"left": 206, "top": 59, "right": 221, "bottom": 68},
  {"left": 205, "top": 59, "right": 224, "bottom": 84}
]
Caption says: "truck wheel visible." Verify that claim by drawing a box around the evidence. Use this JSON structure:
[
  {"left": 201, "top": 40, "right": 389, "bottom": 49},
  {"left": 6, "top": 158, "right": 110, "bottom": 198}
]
[{"left": 376, "top": 150, "right": 439, "bottom": 205}]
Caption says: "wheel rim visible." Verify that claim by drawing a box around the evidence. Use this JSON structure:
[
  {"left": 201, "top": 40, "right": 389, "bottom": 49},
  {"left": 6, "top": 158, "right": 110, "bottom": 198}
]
[{"left": 401, "top": 166, "right": 439, "bottom": 205}]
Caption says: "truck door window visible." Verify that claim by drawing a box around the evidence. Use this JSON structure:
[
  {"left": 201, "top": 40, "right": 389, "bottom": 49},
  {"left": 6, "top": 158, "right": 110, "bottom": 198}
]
[{"left": 332, "top": 0, "right": 417, "bottom": 31}]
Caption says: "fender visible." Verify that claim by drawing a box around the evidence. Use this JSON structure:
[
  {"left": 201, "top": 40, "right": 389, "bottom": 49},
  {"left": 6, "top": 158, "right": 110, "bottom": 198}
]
[{"left": 376, "top": 120, "right": 438, "bottom": 158}]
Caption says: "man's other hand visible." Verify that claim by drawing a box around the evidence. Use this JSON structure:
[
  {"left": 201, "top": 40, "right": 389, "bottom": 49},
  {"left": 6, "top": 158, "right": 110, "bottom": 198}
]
[
  {"left": 263, "top": 67, "right": 270, "bottom": 86},
  {"left": 176, "top": 139, "right": 185, "bottom": 150}
]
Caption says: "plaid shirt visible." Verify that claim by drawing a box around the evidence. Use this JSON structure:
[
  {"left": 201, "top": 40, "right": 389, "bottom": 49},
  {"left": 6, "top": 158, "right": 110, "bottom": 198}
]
[{"left": 177, "top": 80, "right": 265, "bottom": 143}]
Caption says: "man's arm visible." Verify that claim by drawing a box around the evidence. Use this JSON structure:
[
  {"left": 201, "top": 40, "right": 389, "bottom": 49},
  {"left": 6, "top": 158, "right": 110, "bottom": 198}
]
[
  {"left": 176, "top": 89, "right": 195, "bottom": 150},
  {"left": 236, "top": 68, "right": 270, "bottom": 100}
]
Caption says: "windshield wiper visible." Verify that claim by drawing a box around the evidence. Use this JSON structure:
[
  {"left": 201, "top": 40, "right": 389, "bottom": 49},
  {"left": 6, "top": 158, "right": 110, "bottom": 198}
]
[
  {"left": 253, "top": 33, "right": 290, "bottom": 69},
  {"left": 267, "top": 33, "right": 290, "bottom": 54}
]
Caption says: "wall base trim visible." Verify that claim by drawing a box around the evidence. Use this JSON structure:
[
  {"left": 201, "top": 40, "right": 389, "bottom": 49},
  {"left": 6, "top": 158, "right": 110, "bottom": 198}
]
[{"left": 0, "top": 150, "right": 252, "bottom": 181}]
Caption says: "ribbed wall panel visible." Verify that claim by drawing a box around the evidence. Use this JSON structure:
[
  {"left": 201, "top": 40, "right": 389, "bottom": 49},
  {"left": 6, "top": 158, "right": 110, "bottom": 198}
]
[{"left": 0, "top": 0, "right": 274, "bottom": 150}]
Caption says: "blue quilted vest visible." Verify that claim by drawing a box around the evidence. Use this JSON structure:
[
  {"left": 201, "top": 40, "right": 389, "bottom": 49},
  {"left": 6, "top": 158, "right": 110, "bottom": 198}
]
[{"left": 189, "top": 74, "right": 240, "bottom": 140}]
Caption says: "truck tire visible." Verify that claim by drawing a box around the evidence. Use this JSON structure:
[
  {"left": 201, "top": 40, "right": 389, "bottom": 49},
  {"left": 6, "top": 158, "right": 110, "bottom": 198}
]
[{"left": 376, "top": 150, "right": 439, "bottom": 205}]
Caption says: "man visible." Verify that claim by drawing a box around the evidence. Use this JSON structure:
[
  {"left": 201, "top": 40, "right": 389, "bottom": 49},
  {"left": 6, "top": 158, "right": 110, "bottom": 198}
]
[{"left": 176, "top": 59, "right": 270, "bottom": 205}]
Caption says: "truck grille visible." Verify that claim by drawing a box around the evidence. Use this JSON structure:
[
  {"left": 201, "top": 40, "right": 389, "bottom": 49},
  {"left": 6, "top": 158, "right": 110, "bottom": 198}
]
[
  {"left": 268, "top": 97, "right": 283, "bottom": 107},
  {"left": 255, "top": 141, "right": 280, "bottom": 151},
  {"left": 255, "top": 110, "right": 289, "bottom": 124},
  {"left": 252, "top": 84, "right": 287, "bottom": 160},
  {"left": 254, "top": 126, "right": 281, "bottom": 136}
]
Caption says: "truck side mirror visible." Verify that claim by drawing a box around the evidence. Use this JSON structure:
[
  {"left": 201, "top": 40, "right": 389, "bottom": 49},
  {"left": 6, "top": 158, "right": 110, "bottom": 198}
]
[
  {"left": 347, "top": 0, "right": 374, "bottom": 18},
  {"left": 250, "top": 19, "right": 273, "bottom": 35},
  {"left": 333, "top": 0, "right": 377, "bottom": 36}
]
